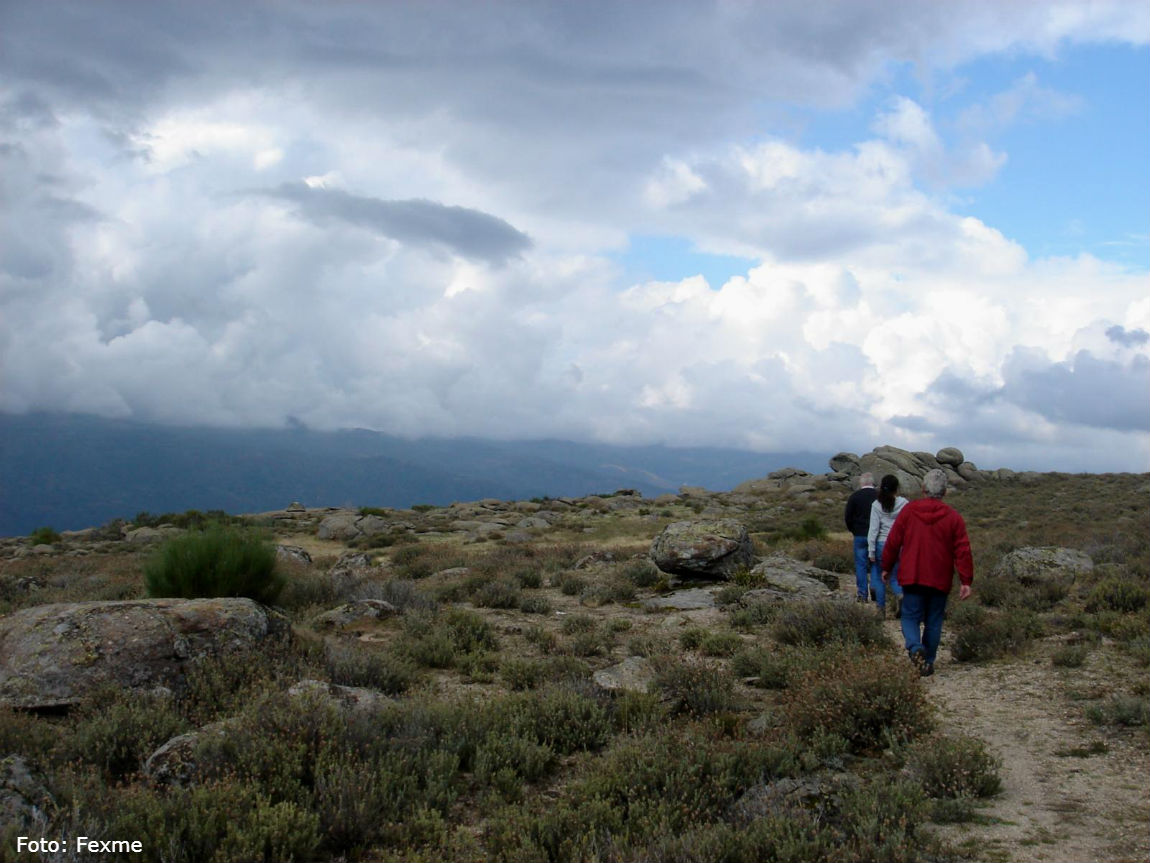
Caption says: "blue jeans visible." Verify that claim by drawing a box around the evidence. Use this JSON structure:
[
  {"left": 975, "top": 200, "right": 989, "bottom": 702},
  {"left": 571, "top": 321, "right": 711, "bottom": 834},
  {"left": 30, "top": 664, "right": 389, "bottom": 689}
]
[
  {"left": 900, "top": 589, "right": 949, "bottom": 665},
  {"left": 853, "top": 536, "right": 879, "bottom": 600},
  {"left": 873, "top": 539, "right": 903, "bottom": 609}
]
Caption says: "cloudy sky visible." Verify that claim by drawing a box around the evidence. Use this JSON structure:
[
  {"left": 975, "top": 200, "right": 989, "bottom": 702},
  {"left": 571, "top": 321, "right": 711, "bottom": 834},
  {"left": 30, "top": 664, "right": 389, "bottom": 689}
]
[{"left": 2, "top": 1, "right": 1148, "bottom": 472}]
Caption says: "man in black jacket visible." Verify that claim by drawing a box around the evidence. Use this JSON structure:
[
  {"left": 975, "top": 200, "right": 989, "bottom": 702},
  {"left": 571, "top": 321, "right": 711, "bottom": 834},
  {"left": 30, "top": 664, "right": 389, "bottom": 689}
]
[{"left": 844, "top": 472, "right": 878, "bottom": 603}]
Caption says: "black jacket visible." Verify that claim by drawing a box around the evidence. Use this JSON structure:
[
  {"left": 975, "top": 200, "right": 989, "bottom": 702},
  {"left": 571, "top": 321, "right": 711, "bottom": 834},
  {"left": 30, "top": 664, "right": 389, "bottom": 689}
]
[{"left": 844, "top": 487, "right": 878, "bottom": 537}]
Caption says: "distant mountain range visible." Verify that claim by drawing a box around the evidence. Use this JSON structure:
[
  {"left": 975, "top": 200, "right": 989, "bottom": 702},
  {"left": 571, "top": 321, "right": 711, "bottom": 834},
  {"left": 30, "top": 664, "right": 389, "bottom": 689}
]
[{"left": 0, "top": 413, "right": 829, "bottom": 536}]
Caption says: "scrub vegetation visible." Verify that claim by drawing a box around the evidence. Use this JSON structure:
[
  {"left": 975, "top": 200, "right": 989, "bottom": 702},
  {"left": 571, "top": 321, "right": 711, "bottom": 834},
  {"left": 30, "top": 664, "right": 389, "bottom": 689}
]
[{"left": 0, "top": 471, "right": 1146, "bottom": 862}]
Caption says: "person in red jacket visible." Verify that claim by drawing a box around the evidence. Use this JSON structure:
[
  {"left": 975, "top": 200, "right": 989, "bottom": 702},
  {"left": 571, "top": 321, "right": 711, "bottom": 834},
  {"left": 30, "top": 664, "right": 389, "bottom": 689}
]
[{"left": 881, "top": 468, "right": 973, "bottom": 676}]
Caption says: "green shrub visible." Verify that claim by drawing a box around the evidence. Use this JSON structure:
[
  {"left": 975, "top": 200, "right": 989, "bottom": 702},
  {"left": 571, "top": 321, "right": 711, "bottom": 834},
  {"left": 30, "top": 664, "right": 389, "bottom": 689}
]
[
  {"left": 66, "top": 690, "right": 189, "bottom": 781},
  {"left": 76, "top": 779, "right": 320, "bottom": 863},
  {"left": 145, "top": 525, "right": 284, "bottom": 604},
  {"left": 29, "top": 526, "right": 61, "bottom": 546},
  {"left": 277, "top": 569, "right": 339, "bottom": 611},
  {"left": 609, "top": 690, "right": 667, "bottom": 734},
  {"left": 728, "top": 598, "right": 779, "bottom": 629},
  {"left": 500, "top": 658, "right": 547, "bottom": 691},
  {"left": 325, "top": 643, "right": 417, "bottom": 694},
  {"left": 513, "top": 567, "right": 543, "bottom": 589},
  {"left": 560, "top": 613, "right": 598, "bottom": 634},
  {"left": 1050, "top": 644, "right": 1089, "bottom": 668},
  {"left": 653, "top": 658, "right": 738, "bottom": 716},
  {"left": 472, "top": 577, "right": 521, "bottom": 609},
  {"left": 950, "top": 606, "right": 1043, "bottom": 662},
  {"left": 772, "top": 599, "right": 888, "bottom": 647},
  {"left": 497, "top": 685, "right": 611, "bottom": 755},
  {"left": 680, "top": 627, "right": 741, "bottom": 656},
  {"left": 1086, "top": 576, "right": 1150, "bottom": 613},
  {"left": 569, "top": 728, "right": 798, "bottom": 840},
  {"left": 906, "top": 734, "right": 1002, "bottom": 800},
  {"left": 356, "top": 577, "right": 438, "bottom": 613},
  {"left": 783, "top": 651, "right": 931, "bottom": 753},
  {"left": 1087, "top": 694, "right": 1149, "bottom": 727},
  {"left": 557, "top": 572, "right": 586, "bottom": 595},
  {"left": 473, "top": 730, "right": 555, "bottom": 796},
  {"left": 732, "top": 645, "right": 809, "bottom": 690},
  {"left": 518, "top": 594, "right": 552, "bottom": 614},
  {"left": 623, "top": 559, "right": 661, "bottom": 588}
]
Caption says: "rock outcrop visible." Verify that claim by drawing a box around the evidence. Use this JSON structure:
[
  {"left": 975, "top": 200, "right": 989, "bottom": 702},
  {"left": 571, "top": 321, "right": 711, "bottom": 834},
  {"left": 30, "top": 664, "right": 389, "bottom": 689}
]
[
  {"left": 649, "top": 519, "right": 755, "bottom": 579},
  {"left": 0, "top": 598, "right": 288, "bottom": 709},
  {"left": 827, "top": 445, "right": 988, "bottom": 492}
]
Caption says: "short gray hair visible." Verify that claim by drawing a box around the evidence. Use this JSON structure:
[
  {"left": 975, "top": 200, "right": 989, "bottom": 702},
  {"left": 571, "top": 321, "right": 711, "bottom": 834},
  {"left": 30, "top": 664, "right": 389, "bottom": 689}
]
[
  {"left": 858, "top": 472, "right": 875, "bottom": 488},
  {"left": 922, "top": 469, "right": 948, "bottom": 498}
]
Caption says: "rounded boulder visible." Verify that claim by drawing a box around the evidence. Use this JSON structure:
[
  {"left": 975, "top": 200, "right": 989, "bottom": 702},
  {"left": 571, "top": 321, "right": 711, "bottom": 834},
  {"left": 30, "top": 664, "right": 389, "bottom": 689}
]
[{"left": 649, "top": 519, "right": 755, "bottom": 580}]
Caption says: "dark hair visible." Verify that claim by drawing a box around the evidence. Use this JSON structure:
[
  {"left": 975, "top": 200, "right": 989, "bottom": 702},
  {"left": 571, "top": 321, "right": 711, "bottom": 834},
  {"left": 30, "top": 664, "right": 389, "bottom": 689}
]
[{"left": 878, "top": 474, "right": 899, "bottom": 512}]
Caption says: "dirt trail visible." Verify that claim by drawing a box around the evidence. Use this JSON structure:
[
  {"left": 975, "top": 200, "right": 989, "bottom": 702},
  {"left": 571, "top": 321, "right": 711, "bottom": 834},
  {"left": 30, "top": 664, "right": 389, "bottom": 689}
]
[{"left": 909, "top": 628, "right": 1150, "bottom": 863}]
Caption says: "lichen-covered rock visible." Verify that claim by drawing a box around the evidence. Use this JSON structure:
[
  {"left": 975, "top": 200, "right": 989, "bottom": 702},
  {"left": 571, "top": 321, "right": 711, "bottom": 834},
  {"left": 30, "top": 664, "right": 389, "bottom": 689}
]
[
  {"left": 649, "top": 519, "right": 755, "bottom": 579},
  {"left": 746, "top": 554, "right": 837, "bottom": 599},
  {"left": 311, "top": 599, "right": 399, "bottom": 630},
  {"left": 0, "top": 598, "right": 288, "bottom": 709},
  {"left": 143, "top": 722, "right": 233, "bottom": 787},
  {"left": 994, "top": 547, "right": 1093, "bottom": 587},
  {"left": 276, "top": 544, "right": 313, "bottom": 565},
  {"left": 592, "top": 657, "right": 656, "bottom": 693},
  {"left": 642, "top": 587, "right": 718, "bottom": 611},
  {"left": 317, "top": 512, "right": 361, "bottom": 541}
]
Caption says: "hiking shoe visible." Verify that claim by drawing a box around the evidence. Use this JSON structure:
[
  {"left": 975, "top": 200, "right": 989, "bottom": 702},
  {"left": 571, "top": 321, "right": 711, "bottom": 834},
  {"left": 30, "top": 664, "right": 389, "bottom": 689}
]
[
  {"left": 921, "top": 661, "right": 934, "bottom": 677},
  {"left": 909, "top": 649, "right": 927, "bottom": 674},
  {"left": 856, "top": 595, "right": 868, "bottom": 604}
]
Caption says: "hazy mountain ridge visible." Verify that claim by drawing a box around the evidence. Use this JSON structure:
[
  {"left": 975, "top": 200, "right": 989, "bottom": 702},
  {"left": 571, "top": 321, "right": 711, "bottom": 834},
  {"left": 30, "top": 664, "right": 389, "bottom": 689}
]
[{"left": 0, "top": 413, "right": 825, "bottom": 536}]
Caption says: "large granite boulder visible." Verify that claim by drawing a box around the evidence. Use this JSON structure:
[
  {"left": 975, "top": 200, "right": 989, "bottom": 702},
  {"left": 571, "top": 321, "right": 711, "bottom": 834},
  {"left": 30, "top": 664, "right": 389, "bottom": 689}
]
[
  {"left": 0, "top": 598, "right": 289, "bottom": 709},
  {"left": 994, "top": 547, "right": 1093, "bottom": 587},
  {"left": 828, "top": 452, "right": 861, "bottom": 475},
  {"left": 649, "top": 519, "right": 755, "bottom": 579},
  {"left": 936, "top": 447, "right": 965, "bottom": 467}
]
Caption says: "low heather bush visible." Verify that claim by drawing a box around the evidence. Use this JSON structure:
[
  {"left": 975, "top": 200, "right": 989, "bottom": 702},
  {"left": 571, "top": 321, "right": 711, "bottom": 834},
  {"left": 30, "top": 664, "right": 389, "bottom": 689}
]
[
  {"left": 1085, "top": 576, "right": 1150, "bottom": 613},
  {"left": 950, "top": 605, "right": 1043, "bottom": 662},
  {"left": 728, "top": 598, "right": 779, "bottom": 630},
  {"left": 772, "top": 599, "right": 889, "bottom": 647},
  {"left": 782, "top": 651, "right": 931, "bottom": 753},
  {"left": 65, "top": 689, "right": 189, "bottom": 782},
  {"left": 324, "top": 643, "right": 418, "bottom": 694},
  {"left": 472, "top": 577, "right": 521, "bottom": 609},
  {"left": 1050, "top": 644, "right": 1089, "bottom": 668},
  {"left": 653, "top": 657, "right": 739, "bottom": 716},
  {"left": 517, "top": 594, "right": 552, "bottom": 614},
  {"left": 145, "top": 525, "right": 284, "bottom": 604},
  {"left": 906, "top": 734, "right": 1002, "bottom": 800},
  {"left": 1087, "top": 694, "right": 1149, "bottom": 727}
]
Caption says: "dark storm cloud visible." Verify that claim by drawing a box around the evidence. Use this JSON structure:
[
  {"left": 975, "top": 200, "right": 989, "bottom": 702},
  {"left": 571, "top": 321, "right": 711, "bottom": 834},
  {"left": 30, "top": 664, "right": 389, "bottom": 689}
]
[
  {"left": 1000, "top": 349, "right": 1150, "bottom": 433},
  {"left": 1105, "top": 325, "right": 1150, "bottom": 348},
  {"left": 261, "top": 183, "right": 531, "bottom": 264}
]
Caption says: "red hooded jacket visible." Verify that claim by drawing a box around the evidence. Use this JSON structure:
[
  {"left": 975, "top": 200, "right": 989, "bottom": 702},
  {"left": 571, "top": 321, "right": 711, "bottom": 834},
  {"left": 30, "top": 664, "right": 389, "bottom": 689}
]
[{"left": 881, "top": 497, "right": 973, "bottom": 593}]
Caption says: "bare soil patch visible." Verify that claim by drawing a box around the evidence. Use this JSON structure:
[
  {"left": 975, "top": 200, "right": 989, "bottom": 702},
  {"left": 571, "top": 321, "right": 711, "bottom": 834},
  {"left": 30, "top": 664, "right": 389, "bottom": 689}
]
[{"left": 917, "top": 629, "right": 1150, "bottom": 863}]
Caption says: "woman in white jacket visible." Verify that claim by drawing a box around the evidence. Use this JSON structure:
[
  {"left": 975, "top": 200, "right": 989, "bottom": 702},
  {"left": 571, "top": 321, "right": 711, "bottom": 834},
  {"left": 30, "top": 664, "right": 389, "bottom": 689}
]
[{"left": 868, "top": 474, "right": 908, "bottom": 617}]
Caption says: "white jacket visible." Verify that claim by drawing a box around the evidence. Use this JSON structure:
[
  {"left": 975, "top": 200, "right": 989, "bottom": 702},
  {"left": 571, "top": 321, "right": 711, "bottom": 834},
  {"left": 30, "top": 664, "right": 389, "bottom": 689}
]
[{"left": 868, "top": 496, "right": 908, "bottom": 559}]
